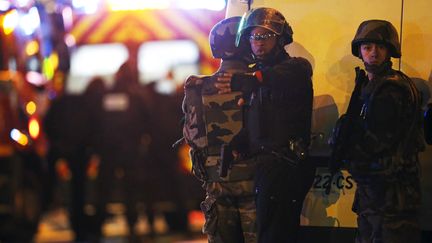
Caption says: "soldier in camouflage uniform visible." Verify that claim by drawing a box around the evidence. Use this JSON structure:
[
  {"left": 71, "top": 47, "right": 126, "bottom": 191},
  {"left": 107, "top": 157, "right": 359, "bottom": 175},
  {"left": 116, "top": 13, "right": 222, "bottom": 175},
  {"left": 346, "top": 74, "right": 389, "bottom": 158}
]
[
  {"left": 216, "top": 8, "right": 315, "bottom": 242},
  {"left": 332, "top": 20, "right": 425, "bottom": 243},
  {"left": 182, "top": 16, "right": 257, "bottom": 243}
]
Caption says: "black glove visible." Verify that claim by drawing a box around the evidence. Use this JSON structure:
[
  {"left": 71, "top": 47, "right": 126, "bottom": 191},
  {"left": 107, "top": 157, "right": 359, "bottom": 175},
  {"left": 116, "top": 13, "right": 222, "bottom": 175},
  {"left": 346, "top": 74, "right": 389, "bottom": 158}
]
[{"left": 231, "top": 73, "right": 258, "bottom": 95}]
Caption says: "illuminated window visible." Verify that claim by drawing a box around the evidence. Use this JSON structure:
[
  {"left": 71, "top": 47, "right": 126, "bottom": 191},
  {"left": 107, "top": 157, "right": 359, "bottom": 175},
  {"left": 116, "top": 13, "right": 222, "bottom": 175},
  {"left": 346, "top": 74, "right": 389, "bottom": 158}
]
[
  {"left": 67, "top": 41, "right": 199, "bottom": 94},
  {"left": 67, "top": 43, "right": 128, "bottom": 93},
  {"left": 138, "top": 40, "right": 199, "bottom": 93}
]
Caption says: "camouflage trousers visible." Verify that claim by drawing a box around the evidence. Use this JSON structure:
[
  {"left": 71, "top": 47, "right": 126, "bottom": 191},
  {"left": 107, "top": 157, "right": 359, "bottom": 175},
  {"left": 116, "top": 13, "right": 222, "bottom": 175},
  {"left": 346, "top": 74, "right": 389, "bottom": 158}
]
[
  {"left": 353, "top": 172, "right": 421, "bottom": 243},
  {"left": 201, "top": 180, "right": 257, "bottom": 243}
]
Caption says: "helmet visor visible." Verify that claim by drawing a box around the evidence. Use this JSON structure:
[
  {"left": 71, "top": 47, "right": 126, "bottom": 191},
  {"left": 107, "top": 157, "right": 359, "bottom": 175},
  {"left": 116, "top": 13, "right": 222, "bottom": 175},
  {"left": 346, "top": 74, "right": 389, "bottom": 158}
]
[{"left": 235, "top": 12, "right": 248, "bottom": 47}]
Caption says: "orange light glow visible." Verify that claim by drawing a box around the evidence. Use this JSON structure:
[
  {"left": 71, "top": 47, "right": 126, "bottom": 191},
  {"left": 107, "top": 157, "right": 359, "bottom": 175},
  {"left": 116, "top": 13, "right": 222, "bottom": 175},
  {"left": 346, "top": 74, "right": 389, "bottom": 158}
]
[
  {"left": 28, "top": 117, "right": 40, "bottom": 139},
  {"left": 178, "top": 143, "right": 192, "bottom": 174},
  {"left": 26, "top": 101, "right": 37, "bottom": 115},
  {"left": 25, "top": 40, "right": 39, "bottom": 56},
  {"left": 188, "top": 210, "right": 205, "bottom": 232},
  {"left": 49, "top": 52, "right": 59, "bottom": 70},
  {"left": 56, "top": 158, "right": 71, "bottom": 181},
  {"left": 87, "top": 154, "right": 101, "bottom": 179}
]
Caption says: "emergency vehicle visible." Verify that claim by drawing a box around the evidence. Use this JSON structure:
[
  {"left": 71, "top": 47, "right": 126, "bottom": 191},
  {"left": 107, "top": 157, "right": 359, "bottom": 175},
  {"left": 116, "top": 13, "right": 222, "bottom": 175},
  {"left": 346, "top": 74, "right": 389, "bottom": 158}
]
[{"left": 226, "top": 0, "right": 432, "bottom": 242}]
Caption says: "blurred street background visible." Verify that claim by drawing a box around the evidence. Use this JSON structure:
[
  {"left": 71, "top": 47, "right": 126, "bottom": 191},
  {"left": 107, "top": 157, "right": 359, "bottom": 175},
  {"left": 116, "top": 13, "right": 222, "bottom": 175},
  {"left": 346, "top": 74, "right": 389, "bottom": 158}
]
[
  {"left": 34, "top": 205, "right": 207, "bottom": 243},
  {"left": 2, "top": 0, "right": 432, "bottom": 242}
]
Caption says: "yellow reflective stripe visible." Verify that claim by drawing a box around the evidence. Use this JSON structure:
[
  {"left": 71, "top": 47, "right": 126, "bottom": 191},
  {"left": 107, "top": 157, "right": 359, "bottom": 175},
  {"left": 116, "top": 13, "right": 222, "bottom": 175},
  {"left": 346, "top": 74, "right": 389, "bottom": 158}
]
[
  {"left": 111, "top": 20, "right": 152, "bottom": 43},
  {"left": 160, "top": 9, "right": 212, "bottom": 57},
  {"left": 71, "top": 12, "right": 105, "bottom": 44},
  {"left": 138, "top": 11, "right": 174, "bottom": 39},
  {"left": 88, "top": 12, "right": 123, "bottom": 43}
]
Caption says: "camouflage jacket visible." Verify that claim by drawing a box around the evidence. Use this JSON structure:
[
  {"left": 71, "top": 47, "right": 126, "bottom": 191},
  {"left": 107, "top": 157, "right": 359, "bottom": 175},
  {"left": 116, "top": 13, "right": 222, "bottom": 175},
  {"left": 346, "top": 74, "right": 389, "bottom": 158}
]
[
  {"left": 182, "top": 60, "right": 257, "bottom": 183},
  {"left": 344, "top": 67, "right": 425, "bottom": 175}
]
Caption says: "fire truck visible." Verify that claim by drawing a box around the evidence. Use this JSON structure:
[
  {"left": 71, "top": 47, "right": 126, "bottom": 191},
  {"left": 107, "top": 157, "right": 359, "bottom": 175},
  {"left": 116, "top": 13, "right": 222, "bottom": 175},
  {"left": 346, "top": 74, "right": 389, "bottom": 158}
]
[{"left": 0, "top": 0, "right": 68, "bottom": 240}]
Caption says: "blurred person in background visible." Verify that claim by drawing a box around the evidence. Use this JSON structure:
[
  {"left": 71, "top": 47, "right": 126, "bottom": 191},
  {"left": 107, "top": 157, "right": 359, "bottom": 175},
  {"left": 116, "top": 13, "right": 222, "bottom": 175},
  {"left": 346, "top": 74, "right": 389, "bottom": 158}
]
[
  {"left": 44, "top": 77, "right": 101, "bottom": 242},
  {"left": 143, "top": 70, "right": 201, "bottom": 237},
  {"left": 93, "top": 60, "right": 150, "bottom": 242},
  {"left": 81, "top": 76, "right": 107, "bottom": 242}
]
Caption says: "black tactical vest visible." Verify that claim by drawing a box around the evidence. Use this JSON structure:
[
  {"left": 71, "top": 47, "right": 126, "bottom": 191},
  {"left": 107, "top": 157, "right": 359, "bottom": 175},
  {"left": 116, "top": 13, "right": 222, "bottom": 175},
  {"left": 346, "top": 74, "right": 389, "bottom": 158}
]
[{"left": 245, "top": 53, "right": 313, "bottom": 154}]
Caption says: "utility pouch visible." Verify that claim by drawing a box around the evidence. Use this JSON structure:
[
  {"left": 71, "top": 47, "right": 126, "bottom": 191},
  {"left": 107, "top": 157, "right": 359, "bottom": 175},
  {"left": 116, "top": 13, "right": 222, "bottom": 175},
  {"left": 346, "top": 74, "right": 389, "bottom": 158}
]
[
  {"left": 190, "top": 149, "right": 207, "bottom": 181},
  {"left": 200, "top": 196, "right": 218, "bottom": 235}
]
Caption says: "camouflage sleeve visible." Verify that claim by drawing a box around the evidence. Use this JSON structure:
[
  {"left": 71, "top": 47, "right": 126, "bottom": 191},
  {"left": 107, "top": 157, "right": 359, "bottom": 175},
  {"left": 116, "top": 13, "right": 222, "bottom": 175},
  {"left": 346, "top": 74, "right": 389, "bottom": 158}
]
[
  {"left": 184, "top": 74, "right": 218, "bottom": 94},
  {"left": 201, "top": 76, "right": 219, "bottom": 95},
  {"left": 183, "top": 74, "right": 218, "bottom": 111},
  {"left": 184, "top": 74, "right": 204, "bottom": 88}
]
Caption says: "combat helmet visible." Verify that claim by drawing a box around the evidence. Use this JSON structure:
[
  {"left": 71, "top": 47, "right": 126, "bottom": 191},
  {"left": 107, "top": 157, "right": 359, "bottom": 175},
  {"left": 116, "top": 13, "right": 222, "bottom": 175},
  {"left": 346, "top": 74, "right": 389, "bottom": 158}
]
[
  {"left": 236, "top": 7, "right": 293, "bottom": 47},
  {"left": 209, "top": 16, "right": 249, "bottom": 59},
  {"left": 352, "top": 19, "right": 401, "bottom": 58}
]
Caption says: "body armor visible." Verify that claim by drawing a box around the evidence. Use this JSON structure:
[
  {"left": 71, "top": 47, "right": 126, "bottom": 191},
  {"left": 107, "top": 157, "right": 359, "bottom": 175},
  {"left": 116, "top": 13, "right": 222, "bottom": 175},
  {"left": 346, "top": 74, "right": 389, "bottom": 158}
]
[
  {"left": 183, "top": 17, "right": 258, "bottom": 243},
  {"left": 182, "top": 17, "right": 253, "bottom": 182},
  {"left": 345, "top": 69, "right": 424, "bottom": 174}
]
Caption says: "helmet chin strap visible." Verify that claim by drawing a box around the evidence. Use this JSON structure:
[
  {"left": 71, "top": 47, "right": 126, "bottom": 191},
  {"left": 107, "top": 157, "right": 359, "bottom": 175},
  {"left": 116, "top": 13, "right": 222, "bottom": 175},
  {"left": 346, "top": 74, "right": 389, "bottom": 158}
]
[{"left": 364, "top": 60, "right": 393, "bottom": 75}]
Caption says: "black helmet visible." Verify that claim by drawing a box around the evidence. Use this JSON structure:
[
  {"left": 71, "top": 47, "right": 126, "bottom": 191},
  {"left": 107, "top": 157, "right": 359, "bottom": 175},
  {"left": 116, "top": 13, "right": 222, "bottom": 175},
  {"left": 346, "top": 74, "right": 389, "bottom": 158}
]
[
  {"left": 351, "top": 19, "right": 401, "bottom": 58},
  {"left": 236, "top": 7, "right": 293, "bottom": 47},
  {"left": 209, "top": 16, "right": 249, "bottom": 59}
]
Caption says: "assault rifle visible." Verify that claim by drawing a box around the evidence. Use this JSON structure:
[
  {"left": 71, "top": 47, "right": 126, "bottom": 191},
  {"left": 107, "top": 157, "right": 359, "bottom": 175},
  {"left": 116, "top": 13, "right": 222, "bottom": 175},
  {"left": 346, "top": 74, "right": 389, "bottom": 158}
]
[{"left": 326, "top": 67, "right": 367, "bottom": 194}]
